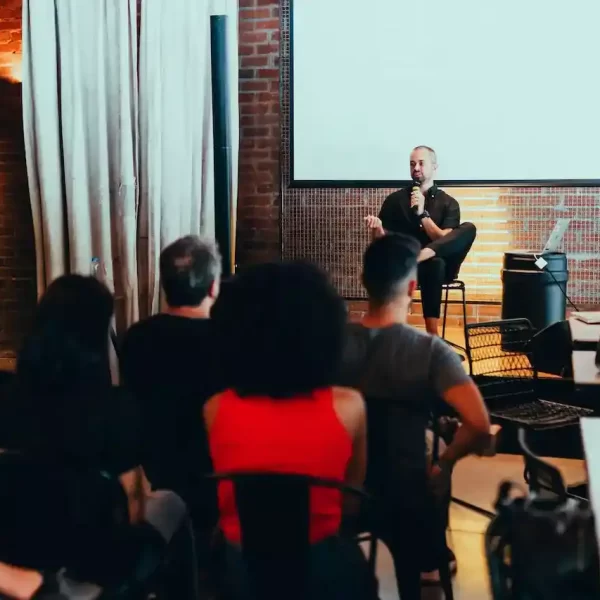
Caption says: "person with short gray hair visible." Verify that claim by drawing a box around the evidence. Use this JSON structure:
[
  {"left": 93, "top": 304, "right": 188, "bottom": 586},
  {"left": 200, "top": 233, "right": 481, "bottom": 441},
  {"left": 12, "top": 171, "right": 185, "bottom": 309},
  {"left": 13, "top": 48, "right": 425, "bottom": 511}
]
[
  {"left": 159, "top": 235, "right": 222, "bottom": 310},
  {"left": 120, "top": 234, "right": 224, "bottom": 572}
]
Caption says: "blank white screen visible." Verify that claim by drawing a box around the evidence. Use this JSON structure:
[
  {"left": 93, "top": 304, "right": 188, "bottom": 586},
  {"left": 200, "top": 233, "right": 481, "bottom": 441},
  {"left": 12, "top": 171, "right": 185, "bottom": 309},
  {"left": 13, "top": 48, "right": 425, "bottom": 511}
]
[{"left": 291, "top": 0, "right": 600, "bottom": 183}]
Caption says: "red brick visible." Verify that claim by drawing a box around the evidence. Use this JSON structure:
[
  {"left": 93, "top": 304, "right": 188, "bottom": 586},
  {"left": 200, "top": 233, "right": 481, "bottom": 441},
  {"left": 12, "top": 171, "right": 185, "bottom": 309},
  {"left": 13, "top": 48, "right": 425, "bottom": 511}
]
[
  {"left": 254, "top": 113, "right": 279, "bottom": 126},
  {"left": 0, "top": 40, "right": 20, "bottom": 52},
  {"left": 240, "top": 79, "right": 269, "bottom": 92},
  {"left": 243, "top": 126, "right": 269, "bottom": 137},
  {"left": 241, "top": 150, "right": 269, "bottom": 161},
  {"left": 240, "top": 0, "right": 278, "bottom": 6},
  {"left": 241, "top": 102, "right": 271, "bottom": 115},
  {"left": 239, "top": 44, "right": 256, "bottom": 56},
  {"left": 239, "top": 31, "right": 269, "bottom": 44},
  {"left": 240, "top": 8, "right": 271, "bottom": 19},
  {"left": 256, "top": 43, "right": 278, "bottom": 55},
  {"left": 239, "top": 68, "right": 255, "bottom": 80},
  {"left": 257, "top": 91, "right": 278, "bottom": 102},
  {"left": 253, "top": 19, "right": 279, "bottom": 30},
  {"left": 239, "top": 92, "right": 256, "bottom": 104},
  {"left": 255, "top": 137, "right": 275, "bottom": 149},
  {"left": 0, "top": 7, "right": 19, "bottom": 19},
  {"left": 256, "top": 68, "right": 278, "bottom": 79},
  {"left": 240, "top": 54, "right": 270, "bottom": 68},
  {"left": 256, "top": 160, "right": 278, "bottom": 172},
  {"left": 239, "top": 195, "right": 274, "bottom": 207}
]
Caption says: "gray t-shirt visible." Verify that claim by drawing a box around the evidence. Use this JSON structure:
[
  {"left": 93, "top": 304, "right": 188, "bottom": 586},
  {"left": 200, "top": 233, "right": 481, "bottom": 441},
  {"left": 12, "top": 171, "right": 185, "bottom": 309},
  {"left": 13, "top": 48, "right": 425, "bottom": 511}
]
[{"left": 338, "top": 322, "right": 470, "bottom": 471}]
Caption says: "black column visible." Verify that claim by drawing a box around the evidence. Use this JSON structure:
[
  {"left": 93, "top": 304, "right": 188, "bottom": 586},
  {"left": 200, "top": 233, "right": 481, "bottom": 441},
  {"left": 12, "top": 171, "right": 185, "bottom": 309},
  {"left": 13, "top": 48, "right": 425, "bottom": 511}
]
[{"left": 210, "top": 14, "right": 234, "bottom": 277}]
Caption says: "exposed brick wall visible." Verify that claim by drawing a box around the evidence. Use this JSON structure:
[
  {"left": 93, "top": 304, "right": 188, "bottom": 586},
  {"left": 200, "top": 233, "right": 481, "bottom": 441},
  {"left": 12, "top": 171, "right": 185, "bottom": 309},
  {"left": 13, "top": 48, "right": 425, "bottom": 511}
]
[
  {"left": 0, "top": 0, "right": 36, "bottom": 354},
  {"left": 236, "top": 0, "right": 281, "bottom": 266}
]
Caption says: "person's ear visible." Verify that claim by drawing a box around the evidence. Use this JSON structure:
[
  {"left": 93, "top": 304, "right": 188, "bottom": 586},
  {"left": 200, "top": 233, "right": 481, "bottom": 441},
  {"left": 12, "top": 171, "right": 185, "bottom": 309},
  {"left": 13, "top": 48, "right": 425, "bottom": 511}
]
[
  {"left": 209, "top": 279, "right": 220, "bottom": 300},
  {"left": 407, "top": 278, "right": 417, "bottom": 298}
]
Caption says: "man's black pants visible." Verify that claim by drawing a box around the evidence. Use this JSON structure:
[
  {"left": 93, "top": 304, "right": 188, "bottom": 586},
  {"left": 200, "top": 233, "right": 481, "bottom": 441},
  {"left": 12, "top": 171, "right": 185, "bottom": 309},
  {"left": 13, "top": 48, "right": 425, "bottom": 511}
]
[{"left": 418, "top": 222, "right": 477, "bottom": 319}]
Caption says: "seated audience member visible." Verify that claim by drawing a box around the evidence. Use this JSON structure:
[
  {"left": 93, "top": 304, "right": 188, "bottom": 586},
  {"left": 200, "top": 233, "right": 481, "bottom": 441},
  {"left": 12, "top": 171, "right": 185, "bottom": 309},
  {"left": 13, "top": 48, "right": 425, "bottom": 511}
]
[
  {"left": 338, "top": 234, "right": 491, "bottom": 594},
  {"left": 204, "top": 262, "right": 375, "bottom": 600},
  {"left": 120, "top": 235, "right": 223, "bottom": 532},
  {"left": 0, "top": 276, "right": 192, "bottom": 594},
  {"left": 1, "top": 275, "right": 148, "bottom": 524}
]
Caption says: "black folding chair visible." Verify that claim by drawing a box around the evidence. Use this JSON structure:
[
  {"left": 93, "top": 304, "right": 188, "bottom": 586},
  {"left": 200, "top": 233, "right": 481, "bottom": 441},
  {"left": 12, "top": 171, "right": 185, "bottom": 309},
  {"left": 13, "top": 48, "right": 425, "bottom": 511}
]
[
  {"left": 465, "top": 318, "right": 593, "bottom": 430},
  {"left": 210, "top": 471, "right": 377, "bottom": 600},
  {"left": 518, "top": 427, "right": 588, "bottom": 503}
]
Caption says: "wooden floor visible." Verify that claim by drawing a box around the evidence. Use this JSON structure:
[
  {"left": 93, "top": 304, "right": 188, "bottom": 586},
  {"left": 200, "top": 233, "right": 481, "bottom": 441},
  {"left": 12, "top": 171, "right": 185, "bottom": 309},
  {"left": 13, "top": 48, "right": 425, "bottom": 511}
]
[{"left": 364, "top": 453, "right": 586, "bottom": 599}]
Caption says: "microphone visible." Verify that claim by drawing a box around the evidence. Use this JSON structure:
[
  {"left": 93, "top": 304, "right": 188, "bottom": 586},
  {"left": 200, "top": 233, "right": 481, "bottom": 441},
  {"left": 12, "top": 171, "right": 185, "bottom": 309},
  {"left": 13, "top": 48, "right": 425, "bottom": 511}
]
[{"left": 411, "top": 179, "right": 420, "bottom": 214}]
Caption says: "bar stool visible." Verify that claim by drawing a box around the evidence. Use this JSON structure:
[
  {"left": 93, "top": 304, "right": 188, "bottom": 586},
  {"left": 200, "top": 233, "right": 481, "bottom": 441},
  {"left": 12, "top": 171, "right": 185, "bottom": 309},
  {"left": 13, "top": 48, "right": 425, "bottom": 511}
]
[{"left": 441, "top": 279, "right": 467, "bottom": 353}]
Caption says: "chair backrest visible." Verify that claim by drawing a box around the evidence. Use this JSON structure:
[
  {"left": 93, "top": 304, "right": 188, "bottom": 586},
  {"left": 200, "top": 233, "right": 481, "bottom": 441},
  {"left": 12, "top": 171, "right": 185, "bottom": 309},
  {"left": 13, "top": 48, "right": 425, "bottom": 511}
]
[
  {"left": 0, "top": 451, "right": 130, "bottom": 580},
  {"left": 210, "top": 471, "right": 368, "bottom": 600},
  {"left": 465, "top": 318, "right": 538, "bottom": 407},
  {"left": 363, "top": 396, "right": 432, "bottom": 495},
  {"left": 518, "top": 428, "right": 567, "bottom": 500}
]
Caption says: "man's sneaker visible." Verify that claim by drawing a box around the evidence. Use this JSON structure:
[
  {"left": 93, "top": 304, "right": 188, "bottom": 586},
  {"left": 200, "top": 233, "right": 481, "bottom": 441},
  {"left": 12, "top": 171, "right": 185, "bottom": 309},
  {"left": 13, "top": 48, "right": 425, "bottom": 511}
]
[{"left": 420, "top": 548, "right": 458, "bottom": 586}]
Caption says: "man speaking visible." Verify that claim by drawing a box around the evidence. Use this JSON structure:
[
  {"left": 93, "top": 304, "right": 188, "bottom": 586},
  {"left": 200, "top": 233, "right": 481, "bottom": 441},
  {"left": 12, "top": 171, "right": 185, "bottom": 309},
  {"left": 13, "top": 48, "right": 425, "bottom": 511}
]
[{"left": 365, "top": 146, "right": 476, "bottom": 337}]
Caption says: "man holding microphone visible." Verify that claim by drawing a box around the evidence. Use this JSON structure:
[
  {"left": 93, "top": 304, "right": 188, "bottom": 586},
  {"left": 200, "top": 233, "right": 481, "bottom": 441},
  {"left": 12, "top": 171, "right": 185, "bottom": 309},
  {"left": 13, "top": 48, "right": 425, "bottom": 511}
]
[{"left": 365, "top": 146, "right": 477, "bottom": 337}]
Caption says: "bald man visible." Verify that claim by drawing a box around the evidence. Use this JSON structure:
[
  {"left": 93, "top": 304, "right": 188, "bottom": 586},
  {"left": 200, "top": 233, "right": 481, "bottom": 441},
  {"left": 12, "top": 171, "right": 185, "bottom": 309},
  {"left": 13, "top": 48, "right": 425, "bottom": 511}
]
[{"left": 365, "top": 146, "right": 476, "bottom": 337}]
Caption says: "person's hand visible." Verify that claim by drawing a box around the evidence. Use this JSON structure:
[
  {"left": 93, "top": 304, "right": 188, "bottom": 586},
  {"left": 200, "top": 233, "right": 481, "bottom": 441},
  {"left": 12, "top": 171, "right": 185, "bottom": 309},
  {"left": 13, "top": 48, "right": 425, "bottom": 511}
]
[
  {"left": 427, "top": 461, "right": 452, "bottom": 498},
  {"left": 364, "top": 215, "right": 384, "bottom": 237},
  {"left": 410, "top": 187, "right": 425, "bottom": 215}
]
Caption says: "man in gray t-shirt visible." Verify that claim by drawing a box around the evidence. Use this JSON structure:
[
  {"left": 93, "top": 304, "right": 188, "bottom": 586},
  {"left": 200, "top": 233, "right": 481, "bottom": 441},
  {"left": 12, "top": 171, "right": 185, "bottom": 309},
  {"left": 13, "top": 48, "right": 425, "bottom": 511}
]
[
  {"left": 339, "top": 322, "right": 470, "bottom": 468},
  {"left": 339, "top": 233, "right": 490, "bottom": 588}
]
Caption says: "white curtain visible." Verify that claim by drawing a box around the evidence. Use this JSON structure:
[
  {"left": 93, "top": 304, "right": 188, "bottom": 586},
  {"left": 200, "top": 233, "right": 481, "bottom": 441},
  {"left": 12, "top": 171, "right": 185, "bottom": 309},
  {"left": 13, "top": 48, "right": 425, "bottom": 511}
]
[
  {"left": 139, "top": 0, "right": 239, "bottom": 316},
  {"left": 22, "top": 0, "right": 139, "bottom": 327}
]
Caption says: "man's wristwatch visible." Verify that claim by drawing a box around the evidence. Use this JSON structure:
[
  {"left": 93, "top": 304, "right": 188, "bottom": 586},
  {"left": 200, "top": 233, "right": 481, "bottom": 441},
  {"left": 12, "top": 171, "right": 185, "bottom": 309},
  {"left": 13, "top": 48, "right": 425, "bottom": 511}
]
[{"left": 418, "top": 210, "right": 430, "bottom": 220}]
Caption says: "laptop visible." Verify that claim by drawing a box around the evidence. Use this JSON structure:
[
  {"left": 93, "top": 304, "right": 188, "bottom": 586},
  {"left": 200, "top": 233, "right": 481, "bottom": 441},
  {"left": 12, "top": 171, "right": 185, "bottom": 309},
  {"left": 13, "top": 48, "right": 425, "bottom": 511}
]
[
  {"left": 572, "top": 312, "right": 600, "bottom": 325},
  {"left": 542, "top": 218, "right": 571, "bottom": 253}
]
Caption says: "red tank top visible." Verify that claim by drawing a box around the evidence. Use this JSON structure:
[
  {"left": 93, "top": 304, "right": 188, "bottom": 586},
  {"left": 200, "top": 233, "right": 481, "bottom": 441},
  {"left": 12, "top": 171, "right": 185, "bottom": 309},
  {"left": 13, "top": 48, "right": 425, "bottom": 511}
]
[{"left": 208, "top": 387, "right": 352, "bottom": 544}]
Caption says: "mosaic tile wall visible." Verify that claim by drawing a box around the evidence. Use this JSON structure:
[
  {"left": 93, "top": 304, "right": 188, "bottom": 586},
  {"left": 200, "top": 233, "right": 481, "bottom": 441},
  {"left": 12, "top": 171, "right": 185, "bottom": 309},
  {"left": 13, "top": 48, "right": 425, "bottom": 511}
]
[{"left": 278, "top": 0, "right": 600, "bottom": 306}]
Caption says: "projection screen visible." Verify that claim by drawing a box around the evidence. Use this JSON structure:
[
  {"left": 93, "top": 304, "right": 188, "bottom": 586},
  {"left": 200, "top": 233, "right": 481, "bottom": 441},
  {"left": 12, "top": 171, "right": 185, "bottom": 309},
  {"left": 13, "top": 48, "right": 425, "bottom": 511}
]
[{"left": 290, "top": 0, "right": 600, "bottom": 187}]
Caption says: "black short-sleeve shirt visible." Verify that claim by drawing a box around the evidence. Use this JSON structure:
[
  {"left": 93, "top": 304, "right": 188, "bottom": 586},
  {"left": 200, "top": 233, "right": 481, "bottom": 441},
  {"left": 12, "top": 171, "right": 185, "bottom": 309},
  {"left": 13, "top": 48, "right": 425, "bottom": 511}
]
[{"left": 378, "top": 186, "right": 460, "bottom": 247}]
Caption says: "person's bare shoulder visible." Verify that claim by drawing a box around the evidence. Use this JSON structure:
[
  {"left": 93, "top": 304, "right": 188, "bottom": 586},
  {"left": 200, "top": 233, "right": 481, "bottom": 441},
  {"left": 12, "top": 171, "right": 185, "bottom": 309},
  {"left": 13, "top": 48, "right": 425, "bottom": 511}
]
[
  {"left": 333, "top": 386, "right": 364, "bottom": 405},
  {"left": 332, "top": 386, "right": 365, "bottom": 437},
  {"left": 203, "top": 392, "right": 225, "bottom": 431}
]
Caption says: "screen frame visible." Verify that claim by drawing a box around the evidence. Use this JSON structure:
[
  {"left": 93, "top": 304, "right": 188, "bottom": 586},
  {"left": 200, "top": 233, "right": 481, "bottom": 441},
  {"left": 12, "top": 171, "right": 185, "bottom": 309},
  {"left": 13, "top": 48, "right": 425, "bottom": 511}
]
[{"left": 288, "top": 0, "right": 600, "bottom": 190}]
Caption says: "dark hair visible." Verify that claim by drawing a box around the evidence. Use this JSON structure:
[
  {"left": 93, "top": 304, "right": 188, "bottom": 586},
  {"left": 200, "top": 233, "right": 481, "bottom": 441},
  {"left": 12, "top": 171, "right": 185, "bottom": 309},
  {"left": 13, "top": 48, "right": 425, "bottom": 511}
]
[
  {"left": 216, "top": 261, "right": 347, "bottom": 399},
  {"left": 160, "top": 235, "right": 221, "bottom": 307},
  {"left": 362, "top": 234, "right": 420, "bottom": 305},
  {"left": 16, "top": 274, "right": 114, "bottom": 394}
]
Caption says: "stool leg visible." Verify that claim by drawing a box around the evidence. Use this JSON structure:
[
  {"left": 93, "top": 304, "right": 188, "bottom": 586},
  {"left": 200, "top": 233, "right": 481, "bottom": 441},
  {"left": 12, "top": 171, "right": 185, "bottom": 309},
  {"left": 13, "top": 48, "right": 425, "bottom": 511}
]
[
  {"left": 442, "top": 285, "right": 450, "bottom": 339},
  {"left": 461, "top": 285, "right": 467, "bottom": 347}
]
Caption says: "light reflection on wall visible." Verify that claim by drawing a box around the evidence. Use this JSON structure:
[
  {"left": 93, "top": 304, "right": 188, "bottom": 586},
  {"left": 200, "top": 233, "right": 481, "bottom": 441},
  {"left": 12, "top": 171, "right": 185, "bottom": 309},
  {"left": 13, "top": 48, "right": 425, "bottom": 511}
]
[{"left": 0, "top": 51, "right": 21, "bottom": 83}]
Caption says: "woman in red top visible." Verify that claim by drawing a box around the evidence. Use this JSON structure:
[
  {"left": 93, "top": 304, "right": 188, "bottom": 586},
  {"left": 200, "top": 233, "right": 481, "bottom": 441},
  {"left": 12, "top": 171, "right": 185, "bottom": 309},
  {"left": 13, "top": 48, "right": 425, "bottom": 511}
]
[{"left": 205, "top": 262, "right": 374, "bottom": 599}]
